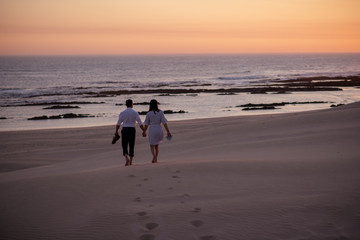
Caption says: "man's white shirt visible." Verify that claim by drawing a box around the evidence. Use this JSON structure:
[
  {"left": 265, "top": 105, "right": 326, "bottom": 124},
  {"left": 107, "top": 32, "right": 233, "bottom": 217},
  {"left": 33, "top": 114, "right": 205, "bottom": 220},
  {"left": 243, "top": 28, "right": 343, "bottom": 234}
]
[{"left": 117, "top": 108, "right": 143, "bottom": 127}]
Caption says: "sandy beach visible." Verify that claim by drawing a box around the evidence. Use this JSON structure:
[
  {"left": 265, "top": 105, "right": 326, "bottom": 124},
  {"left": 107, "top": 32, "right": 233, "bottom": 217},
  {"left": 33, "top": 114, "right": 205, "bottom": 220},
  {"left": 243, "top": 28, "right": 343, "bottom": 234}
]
[{"left": 1, "top": 102, "right": 360, "bottom": 240}]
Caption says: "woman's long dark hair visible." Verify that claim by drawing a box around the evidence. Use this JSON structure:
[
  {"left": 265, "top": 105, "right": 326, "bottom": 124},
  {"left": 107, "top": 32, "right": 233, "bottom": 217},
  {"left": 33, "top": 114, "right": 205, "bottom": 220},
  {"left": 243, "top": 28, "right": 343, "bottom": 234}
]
[{"left": 149, "top": 99, "right": 159, "bottom": 114}]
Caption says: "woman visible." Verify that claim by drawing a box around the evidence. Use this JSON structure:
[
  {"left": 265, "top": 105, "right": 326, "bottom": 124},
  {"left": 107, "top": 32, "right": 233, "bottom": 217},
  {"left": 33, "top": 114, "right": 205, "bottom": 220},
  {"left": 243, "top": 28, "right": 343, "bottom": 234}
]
[{"left": 143, "top": 99, "right": 172, "bottom": 163}]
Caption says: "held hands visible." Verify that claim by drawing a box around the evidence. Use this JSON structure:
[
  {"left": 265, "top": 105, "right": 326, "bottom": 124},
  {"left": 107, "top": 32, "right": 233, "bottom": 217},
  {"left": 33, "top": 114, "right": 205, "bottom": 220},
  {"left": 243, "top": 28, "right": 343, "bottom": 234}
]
[{"left": 141, "top": 130, "right": 171, "bottom": 138}]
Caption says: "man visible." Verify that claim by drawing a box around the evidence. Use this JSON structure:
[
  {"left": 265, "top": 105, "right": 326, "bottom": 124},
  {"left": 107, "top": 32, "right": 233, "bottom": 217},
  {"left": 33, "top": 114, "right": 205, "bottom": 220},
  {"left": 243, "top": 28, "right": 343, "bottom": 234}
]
[{"left": 115, "top": 99, "right": 145, "bottom": 166}]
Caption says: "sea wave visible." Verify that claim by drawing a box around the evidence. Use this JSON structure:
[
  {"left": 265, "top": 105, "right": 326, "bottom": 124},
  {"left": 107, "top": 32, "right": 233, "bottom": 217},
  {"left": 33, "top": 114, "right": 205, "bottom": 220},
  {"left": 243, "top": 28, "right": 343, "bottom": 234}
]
[
  {"left": 0, "top": 86, "right": 80, "bottom": 99},
  {"left": 216, "top": 75, "right": 271, "bottom": 86},
  {"left": 278, "top": 71, "right": 360, "bottom": 81},
  {"left": 91, "top": 80, "right": 132, "bottom": 85}
]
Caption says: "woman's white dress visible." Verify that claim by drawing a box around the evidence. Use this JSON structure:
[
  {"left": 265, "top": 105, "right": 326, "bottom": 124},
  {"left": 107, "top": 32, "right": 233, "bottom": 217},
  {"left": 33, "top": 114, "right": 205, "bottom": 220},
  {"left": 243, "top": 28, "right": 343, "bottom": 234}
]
[{"left": 144, "top": 110, "right": 168, "bottom": 145}]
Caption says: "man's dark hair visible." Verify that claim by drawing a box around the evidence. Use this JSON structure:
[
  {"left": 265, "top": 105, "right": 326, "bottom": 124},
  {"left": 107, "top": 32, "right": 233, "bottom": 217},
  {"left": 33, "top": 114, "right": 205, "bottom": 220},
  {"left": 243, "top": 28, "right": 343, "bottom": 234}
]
[{"left": 126, "top": 99, "right": 133, "bottom": 107}]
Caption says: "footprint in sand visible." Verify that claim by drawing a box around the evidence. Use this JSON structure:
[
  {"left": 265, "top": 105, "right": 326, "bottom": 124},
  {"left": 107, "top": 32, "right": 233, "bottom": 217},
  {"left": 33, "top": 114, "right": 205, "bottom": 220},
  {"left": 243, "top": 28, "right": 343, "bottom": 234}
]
[
  {"left": 191, "top": 207, "right": 202, "bottom": 213},
  {"left": 172, "top": 175, "right": 180, "bottom": 179},
  {"left": 137, "top": 211, "right": 147, "bottom": 217},
  {"left": 137, "top": 184, "right": 142, "bottom": 187},
  {"left": 134, "top": 197, "right": 142, "bottom": 202},
  {"left": 199, "top": 236, "right": 217, "bottom": 240},
  {"left": 190, "top": 220, "right": 203, "bottom": 228},
  {"left": 175, "top": 170, "right": 180, "bottom": 173},
  {"left": 143, "top": 178, "right": 149, "bottom": 181},
  {"left": 168, "top": 187, "right": 174, "bottom": 190},
  {"left": 128, "top": 174, "right": 136, "bottom": 178},
  {"left": 181, "top": 193, "right": 190, "bottom": 198},
  {"left": 145, "top": 222, "right": 159, "bottom": 230},
  {"left": 139, "top": 234, "right": 156, "bottom": 240}
]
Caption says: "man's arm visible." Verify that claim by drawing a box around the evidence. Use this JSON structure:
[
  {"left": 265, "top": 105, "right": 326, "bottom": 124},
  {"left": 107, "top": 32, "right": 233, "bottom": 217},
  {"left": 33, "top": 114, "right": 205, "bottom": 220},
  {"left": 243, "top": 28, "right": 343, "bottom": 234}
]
[
  {"left": 136, "top": 113, "right": 145, "bottom": 131},
  {"left": 142, "top": 125, "right": 148, "bottom": 137},
  {"left": 115, "top": 113, "right": 123, "bottom": 135},
  {"left": 115, "top": 124, "right": 120, "bottom": 135}
]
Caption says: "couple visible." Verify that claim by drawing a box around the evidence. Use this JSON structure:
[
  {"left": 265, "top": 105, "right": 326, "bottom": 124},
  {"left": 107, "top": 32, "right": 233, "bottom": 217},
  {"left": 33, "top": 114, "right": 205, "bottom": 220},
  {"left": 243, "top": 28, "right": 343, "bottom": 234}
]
[{"left": 115, "top": 99, "right": 172, "bottom": 166}]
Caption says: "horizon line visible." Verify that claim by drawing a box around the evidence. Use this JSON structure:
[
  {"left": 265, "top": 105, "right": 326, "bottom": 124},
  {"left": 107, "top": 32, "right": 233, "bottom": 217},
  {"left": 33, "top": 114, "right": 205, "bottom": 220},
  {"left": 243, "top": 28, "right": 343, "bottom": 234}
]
[{"left": 1, "top": 52, "right": 360, "bottom": 57}]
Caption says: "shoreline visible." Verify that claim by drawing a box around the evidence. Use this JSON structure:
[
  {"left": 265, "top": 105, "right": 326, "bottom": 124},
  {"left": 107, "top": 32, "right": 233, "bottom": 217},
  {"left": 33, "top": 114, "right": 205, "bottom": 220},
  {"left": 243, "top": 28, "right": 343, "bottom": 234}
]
[{"left": 0, "top": 101, "right": 349, "bottom": 133}]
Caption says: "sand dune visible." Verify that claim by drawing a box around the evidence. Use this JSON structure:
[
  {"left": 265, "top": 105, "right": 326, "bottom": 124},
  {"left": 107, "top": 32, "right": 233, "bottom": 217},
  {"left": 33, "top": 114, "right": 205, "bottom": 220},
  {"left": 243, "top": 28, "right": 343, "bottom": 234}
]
[{"left": 1, "top": 102, "right": 360, "bottom": 240}]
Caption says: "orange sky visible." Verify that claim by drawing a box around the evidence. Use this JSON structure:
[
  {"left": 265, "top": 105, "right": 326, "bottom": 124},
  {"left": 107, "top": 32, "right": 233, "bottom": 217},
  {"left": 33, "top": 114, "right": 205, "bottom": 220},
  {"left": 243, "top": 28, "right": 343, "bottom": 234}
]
[{"left": 0, "top": 0, "right": 359, "bottom": 55}]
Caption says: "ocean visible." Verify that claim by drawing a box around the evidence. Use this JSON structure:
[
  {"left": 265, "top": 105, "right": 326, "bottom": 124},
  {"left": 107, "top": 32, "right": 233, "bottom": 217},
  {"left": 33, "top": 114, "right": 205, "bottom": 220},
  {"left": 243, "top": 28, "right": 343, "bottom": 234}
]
[{"left": 1, "top": 54, "right": 360, "bottom": 131}]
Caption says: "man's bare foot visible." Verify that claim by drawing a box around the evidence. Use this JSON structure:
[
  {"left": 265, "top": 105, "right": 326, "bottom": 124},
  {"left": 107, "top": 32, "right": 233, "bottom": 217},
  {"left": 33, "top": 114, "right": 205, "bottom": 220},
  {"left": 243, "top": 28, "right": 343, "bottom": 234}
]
[
  {"left": 125, "top": 155, "right": 130, "bottom": 166},
  {"left": 129, "top": 157, "right": 133, "bottom": 165}
]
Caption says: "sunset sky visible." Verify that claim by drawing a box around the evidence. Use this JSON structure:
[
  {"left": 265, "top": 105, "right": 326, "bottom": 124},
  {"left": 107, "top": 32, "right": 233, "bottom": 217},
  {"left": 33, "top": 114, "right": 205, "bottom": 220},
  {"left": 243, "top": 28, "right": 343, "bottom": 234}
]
[{"left": 0, "top": 0, "right": 359, "bottom": 55}]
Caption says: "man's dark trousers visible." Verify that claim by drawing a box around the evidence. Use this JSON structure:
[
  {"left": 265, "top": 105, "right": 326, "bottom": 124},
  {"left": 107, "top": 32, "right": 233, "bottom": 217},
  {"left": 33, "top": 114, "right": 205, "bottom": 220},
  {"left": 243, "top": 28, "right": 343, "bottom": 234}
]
[{"left": 121, "top": 127, "right": 136, "bottom": 157}]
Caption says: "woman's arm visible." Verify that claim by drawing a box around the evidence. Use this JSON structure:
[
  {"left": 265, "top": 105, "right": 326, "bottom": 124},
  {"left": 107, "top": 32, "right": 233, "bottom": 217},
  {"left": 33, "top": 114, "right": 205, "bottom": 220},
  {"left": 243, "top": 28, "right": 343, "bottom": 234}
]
[{"left": 163, "top": 123, "right": 171, "bottom": 137}]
